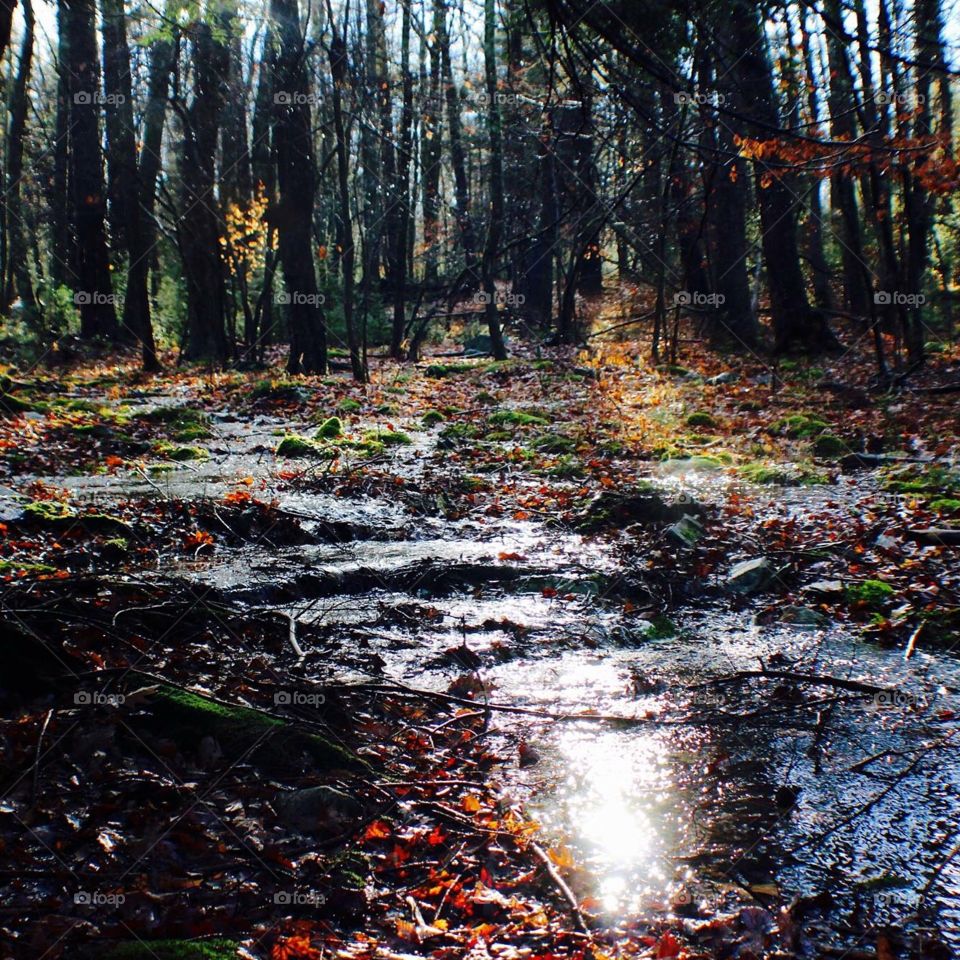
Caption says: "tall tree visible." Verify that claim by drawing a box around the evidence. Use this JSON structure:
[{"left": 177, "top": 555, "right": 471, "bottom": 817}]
[
  {"left": 101, "top": 0, "right": 158, "bottom": 367},
  {"left": 178, "top": 18, "right": 229, "bottom": 362},
  {"left": 63, "top": 0, "right": 117, "bottom": 339},
  {"left": 271, "top": 0, "right": 327, "bottom": 374},
  {"left": 479, "top": 0, "right": 508, "bottom": 358}
]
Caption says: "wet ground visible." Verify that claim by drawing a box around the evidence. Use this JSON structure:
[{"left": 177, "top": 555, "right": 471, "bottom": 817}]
[{"left": 7, "top": 390, "right": 960, "bottom": 952}]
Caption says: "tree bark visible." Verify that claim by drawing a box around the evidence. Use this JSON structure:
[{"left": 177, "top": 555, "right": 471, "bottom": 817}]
[
  {"left": 271, "top": 0, "right": 327, "bottom": 375},
  {"left": 101, "top": 0, "right": 158, "bottom": 367},
  {"left": 63, "top": 0, "right": 117, "bottom": 339}
]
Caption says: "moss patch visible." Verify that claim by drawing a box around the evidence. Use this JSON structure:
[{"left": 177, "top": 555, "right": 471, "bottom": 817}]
[
  {"left": 136, "top": 683, "right": 361, "bottom": 775},
  {"left": 315, "top": 416, "right": 343, "bottom": 439},
  {"left": 811, "top": 434, "right": 846, "bottom": 458},
  {"left": 141, "top": 406, "right": 211, "bottom": 441},
  {"left": 154, "top": 441, "right": 209, "bottom": 462},
  {"left": 686, "top": 411, "right": 718, "bottom": 429},
  {"left": 105, "top": 939, "right": 240, "bottom": 960},
  {"left": 488, "top": 409, "right": 549, "bottom": 428},
  {"left": 421, "top": 409, "right": 445, "bottom": 427},
  {"left": 276, "top": 434, "right": 331, "bottom": 458},
  {"left": 845, "top": 580, "right": 895, "bottom": 609},
  {"left": 773, "top": 414, "right": 830, "bottom": 439}
]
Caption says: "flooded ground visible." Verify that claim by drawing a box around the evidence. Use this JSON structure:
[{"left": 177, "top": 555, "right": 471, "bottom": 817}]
[{"left": 11, "top": 393, "right": 960, "bottom": 951}]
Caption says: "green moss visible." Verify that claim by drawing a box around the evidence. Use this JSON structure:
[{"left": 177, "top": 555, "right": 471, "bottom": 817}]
[
  {"left": 276, "top": 434, "right": 330, "bottom": 458},
  {"left": 142, "top": 406, "right": 211, "bottom": 440},
  {"left": 739, "top": 462, "right": 794, "bottom": 485},
  {"left": 488, "top": 409, "right": 549, "bottom": 428},
  {"left": 336, "top": 398, "right": 362, "bottom": 413},
  {"left": 930, "top": 498, "right": 960, "bottom": 514},
  {"left": 533, "top": 433, "right": 577, "bottom": 454},
  {"left": 362, "top": 428, "right": 412, "bottom": 446},
  {"left": 154, "top": 441, "right": 209, "bottom": 462},
  {"left": 315, "top": 416, "right": 343, "bottom": 439},
  {"left": 811, "top": 434, "right": 846, "bottom": 458},
  {"left": 686, "top": 411, "right": 718, "bottom": 429},
  {"left": 0, "top": 392, "right": 47, "bottom": 415},
  {"left": 23, "top": 500, "right": 74, "bottom": 521},
  {"left": 845, "top": 580, "right": 895, "bottom": 608},
  {"left": 439, "top": 423, "right": 482, "bottom": 441},
  {"left": 774, "top": 414, "right": 830, "bottom": 439},
  {"left": 147, "top": 463, "right": 175, "bottom": 475},
  {"left": 421, "top": 410, "right": 445, "bottom": 427},
  {"left": 545, "top": 455, "right": 584, "bottom": 479},
  {"left": 643, "top": 616, "right": 677, "bottom": 639},
  {"left": 0, "top": 559, "right": 57, "bottom": 576},
  {"left": 882, "top": 464, "right": 960, "bottom": 497},
  {"left": 142, "top": 683, "right": 361, "bottom": 775},
  {"left": 424, "top": 362, "right": 473, "bottom": 378},
  {"left": 104, "top": 938, "right": 240, "bottom": 959}
]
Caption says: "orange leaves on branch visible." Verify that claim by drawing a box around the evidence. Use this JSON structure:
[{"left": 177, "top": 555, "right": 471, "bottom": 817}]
[{"left": 183, "top": 530, "right": 214, "bottom": 550}]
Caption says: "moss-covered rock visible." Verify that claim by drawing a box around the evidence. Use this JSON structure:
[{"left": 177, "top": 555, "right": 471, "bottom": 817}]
[
  {"left": 132, "top": 682, "right": 362, "bottom": 776},
  {"left": 811, "top": 434, "right": 846, "bottom": 458},
  {"left": 141, "top": 406, "right": 211, "bottom": 441},
  {"left": 104, "top": 939, "right": 240, "bottom": 960},
  {"left": 686, "top": 411, "right": 718, "bottom": 429},
  {"left": 154, "top": 441, "right": 209, "bottom": 462},
  {"left": 276, "top": 434, "right": 331, "bottom": 458},
  {"left": 364, "top": 428, "right": 412, "bottom": 446},
  {"left": 421, "top": 409, "right": 445, "bottom": 427},
  {"left": 315, "top": 416, "right": 343, "bottom": 439},
  {"left": 488, "top": 409, "right": 549, "bottom": 428},
  {"left": 773, "top": 414, "right": 830, "bottom": 439}
]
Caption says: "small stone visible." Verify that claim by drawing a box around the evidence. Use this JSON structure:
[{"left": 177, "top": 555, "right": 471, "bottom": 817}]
[
  {"left": 804, "top": 579, "right": 845, "bottom": 598},
  {"left": 727, "top": 557, "right": 775, "bottom": 595},
  {"left": 666, "top": 514, "right": 704, "bottom": 547},
  {"left": 707, "top": 371, "right": 739, "bottom": 385},
  {"left": 778, "top": 605, "right": 830, "bottom": 627},
  {"left": 274, "top": 785, "right": 363, "bottom": 836}
]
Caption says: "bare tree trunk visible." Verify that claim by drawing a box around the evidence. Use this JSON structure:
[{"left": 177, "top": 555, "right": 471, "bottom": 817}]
[
  {"left": 101, "top": 0, "right": 158, "bottom": 367},
  {"left": 480, "top": 0, "right": 508, "bottom": 358},
  {"left": 327, "top": 7, "right": 365, "bottom": 381},
  {"left": 64, "top": 0, "right": 117, "bottom": 339},
  {"left": 390, "top": 0, "right": 413, "bottom": 358},
  {"left": 3, "top": 0, "right": 36, "bottom": 319},
  {"left": 179, "top": 20, "right": 229, "bottom": 363},
  {"left": 271, "top": 0, "right": 327, "bottom": 375}
]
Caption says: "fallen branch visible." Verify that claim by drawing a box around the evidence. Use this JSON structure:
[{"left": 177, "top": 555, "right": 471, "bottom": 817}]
[
  {"left": 705, "top": 669, "right": 887, "bottom": 696},
  {"left": 530, "top": 841, "right": 590, "bottom": 933}
]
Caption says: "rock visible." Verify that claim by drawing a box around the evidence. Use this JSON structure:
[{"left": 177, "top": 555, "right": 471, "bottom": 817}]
[
  {"left": 274, "top": 785, "right": 364, "bottom": 836},
  {"left": 804, "top": 579, "right": 845, "bottom": 598},
  {"left": 577, "top": 488, "right": 704, "bottom": 533},
  {"left": 778, "top": 605, "right": 830, "bottom": 628},
  {"left": 727, "top": 557, "right": 775, "bottom": 595},
  {"left": 666, "top": 514, "right": 704, "bottom": 547},
  {"left": 707, "top": 371, "right": 739, "bottom": 385}
]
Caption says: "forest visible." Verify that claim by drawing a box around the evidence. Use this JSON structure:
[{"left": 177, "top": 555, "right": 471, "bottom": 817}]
[{"left": 1, "top": 0, "right": 960, "bottom": 957}]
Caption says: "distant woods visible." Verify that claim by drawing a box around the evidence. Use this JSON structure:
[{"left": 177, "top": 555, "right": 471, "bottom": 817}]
[{"left": 0, "top": 0, "right": 957, "bottom": 377}]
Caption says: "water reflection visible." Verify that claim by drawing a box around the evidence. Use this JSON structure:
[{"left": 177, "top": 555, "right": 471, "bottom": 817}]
[{"left": 535, "top": 726, "right": 674, "bottom": 917}]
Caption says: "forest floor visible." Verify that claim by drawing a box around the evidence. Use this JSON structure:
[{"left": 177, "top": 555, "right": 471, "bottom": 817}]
[{"left": 2, "top": 319, "right": 960, "bottom": 960}]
